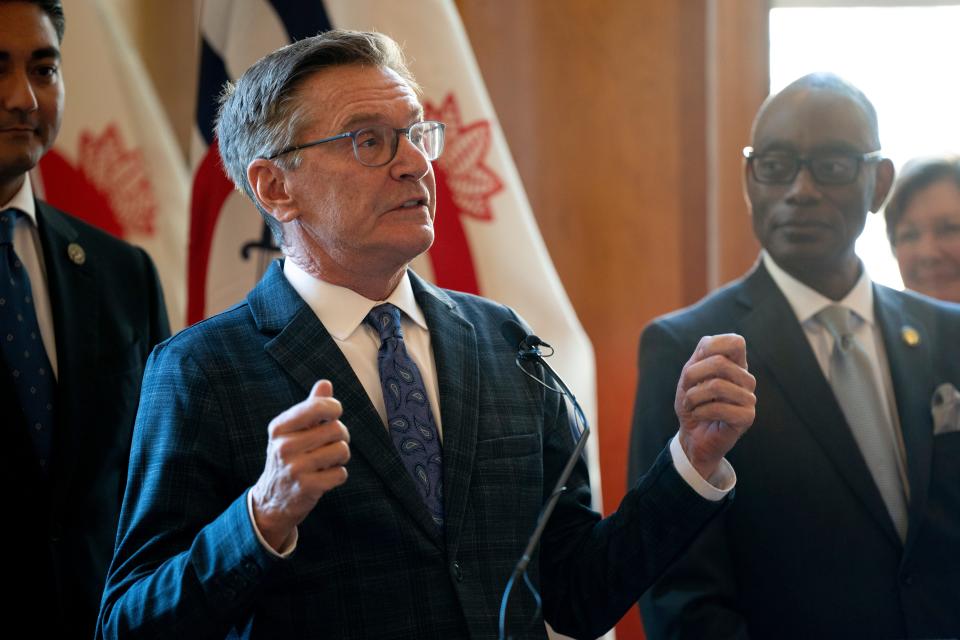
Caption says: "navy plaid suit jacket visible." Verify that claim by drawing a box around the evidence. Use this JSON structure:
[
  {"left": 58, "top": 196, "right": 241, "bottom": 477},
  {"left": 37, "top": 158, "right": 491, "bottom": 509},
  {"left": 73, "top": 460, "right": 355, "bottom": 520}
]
[{"left": 98, "top": 261, "right": 724, "bottom": 639}]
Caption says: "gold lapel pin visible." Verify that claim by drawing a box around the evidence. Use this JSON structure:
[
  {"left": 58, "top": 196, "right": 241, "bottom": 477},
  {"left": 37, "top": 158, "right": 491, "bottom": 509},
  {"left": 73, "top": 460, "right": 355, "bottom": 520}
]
[
  {"left": 901, "top": 325, "right": 920, "bottom": 347},
  {"left": 67, "top": 243, "right": 86, "bottom": 266}
]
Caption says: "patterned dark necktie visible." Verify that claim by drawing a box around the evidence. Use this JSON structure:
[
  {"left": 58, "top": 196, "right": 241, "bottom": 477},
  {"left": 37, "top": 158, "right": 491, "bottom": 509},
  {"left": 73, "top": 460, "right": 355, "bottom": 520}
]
[
  {"left": 0, "top": 209, "right": 56, "bottom": 470},
  {"left": 365, "top": 303, "right": 444, "bottom": 528}
]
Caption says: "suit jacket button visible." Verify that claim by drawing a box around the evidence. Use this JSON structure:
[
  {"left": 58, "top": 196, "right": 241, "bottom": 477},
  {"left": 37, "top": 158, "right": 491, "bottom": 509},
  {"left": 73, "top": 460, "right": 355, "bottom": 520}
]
[
  {"left": 241, "top": 559, "right": 260, "bottom": 577},
  {"left": 451, "top": 560, "right": 463, "bottom": 582},
  {"left": 901, "top": 573, "right": 914, "bottom": 586}
]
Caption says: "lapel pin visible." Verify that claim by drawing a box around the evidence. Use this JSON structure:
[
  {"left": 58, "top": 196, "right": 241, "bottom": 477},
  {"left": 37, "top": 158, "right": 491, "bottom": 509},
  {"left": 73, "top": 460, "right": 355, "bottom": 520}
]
[
  {"left": 67, "top": 243, "right": 86, "bottom": 266},
  {"left": 901, "top": 325, "right": 920, "bottom": 347}
]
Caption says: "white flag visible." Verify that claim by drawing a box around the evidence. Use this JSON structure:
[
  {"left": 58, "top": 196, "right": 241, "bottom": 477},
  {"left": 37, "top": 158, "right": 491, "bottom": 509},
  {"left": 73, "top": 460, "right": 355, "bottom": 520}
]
[{"left": 34, "top": 0, "right": 189, "bottom": 329}]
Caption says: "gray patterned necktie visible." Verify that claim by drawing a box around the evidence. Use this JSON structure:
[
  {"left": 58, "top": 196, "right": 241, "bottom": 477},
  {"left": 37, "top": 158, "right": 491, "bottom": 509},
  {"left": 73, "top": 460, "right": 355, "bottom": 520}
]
[
  {"left": 817, "top": 304, "right": 908, "bottom": 541},
  {"left": 0, "top": 209, "right": 56, "bottom": 471},
  {"left": 366, "top": 304, "right": 444, "bottom": 528}
]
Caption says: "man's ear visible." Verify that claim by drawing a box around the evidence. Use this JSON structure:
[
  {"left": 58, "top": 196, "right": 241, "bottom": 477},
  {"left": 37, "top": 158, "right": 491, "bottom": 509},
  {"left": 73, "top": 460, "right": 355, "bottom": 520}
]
[
  {"left": 247, "top": 158, "right": 300, "bottom": 224},
  {"left": 741, "top": 159, "right": 754, "bottom": 217},
  {"left": 870, "top": 158, "right": 895, "bottom": 213}
]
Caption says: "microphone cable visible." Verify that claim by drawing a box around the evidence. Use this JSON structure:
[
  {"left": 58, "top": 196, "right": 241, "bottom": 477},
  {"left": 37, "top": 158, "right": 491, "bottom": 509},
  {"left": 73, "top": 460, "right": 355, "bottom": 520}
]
[{"left": 497, "top": 321, "right": 591, "bottom": 640}]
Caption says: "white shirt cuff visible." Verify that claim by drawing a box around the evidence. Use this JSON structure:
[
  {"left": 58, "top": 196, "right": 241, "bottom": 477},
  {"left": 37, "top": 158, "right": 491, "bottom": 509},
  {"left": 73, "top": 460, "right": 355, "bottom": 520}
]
[
  {"left": 246, "top": 489, "right": 298, "bottom": 558},
  {"left": 669, "top": 433, "right": 736, "bottom": 502}
]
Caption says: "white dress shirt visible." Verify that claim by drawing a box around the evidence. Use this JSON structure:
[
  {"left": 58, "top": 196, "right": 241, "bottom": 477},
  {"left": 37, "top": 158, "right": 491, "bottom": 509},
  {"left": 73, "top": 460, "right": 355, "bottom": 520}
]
[
  {"left": 762, "top": 252, "right": 909, "bottom": 490},
  {"left": 2, "top": 174, "right": 58, "bottom": 378},
  {"left": 283, "top": 259, "right": 443, "bottom": 435}
]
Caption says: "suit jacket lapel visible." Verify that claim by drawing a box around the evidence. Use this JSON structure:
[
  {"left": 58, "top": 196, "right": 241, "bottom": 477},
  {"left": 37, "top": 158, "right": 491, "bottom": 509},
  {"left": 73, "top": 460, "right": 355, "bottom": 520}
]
[
  {"left": 410, "top": 272, "right": 479, "bottom": 560},
  {"left": 739, "top": 264, "right": 902, "bottom": 547},
  {"left": 873, "top": 286, "right": 933, "bottom": 552},
  {"left": 252, "top": 263, "right": 443, "bottom": 546},
  {"left": 35, "top": 202, "right": 98, "bottom": 503}
]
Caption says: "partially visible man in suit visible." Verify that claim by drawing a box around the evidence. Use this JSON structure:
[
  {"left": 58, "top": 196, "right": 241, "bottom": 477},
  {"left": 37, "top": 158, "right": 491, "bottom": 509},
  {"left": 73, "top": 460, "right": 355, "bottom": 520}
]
[
  {"left": 0, "top": 1, "right": 170, "bottom": 636},
  {"left": 98, "top": 30, "right": 757, "bottom": 639},
  {"left": 629, "top": 73, "right": 960, "bottom": 639}
]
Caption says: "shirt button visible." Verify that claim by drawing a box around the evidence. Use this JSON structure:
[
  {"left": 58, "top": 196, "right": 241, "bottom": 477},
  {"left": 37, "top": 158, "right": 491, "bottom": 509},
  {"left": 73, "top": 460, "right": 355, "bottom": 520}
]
[{"left": 451, "top": 560, "right": 463, "bottom": 582}]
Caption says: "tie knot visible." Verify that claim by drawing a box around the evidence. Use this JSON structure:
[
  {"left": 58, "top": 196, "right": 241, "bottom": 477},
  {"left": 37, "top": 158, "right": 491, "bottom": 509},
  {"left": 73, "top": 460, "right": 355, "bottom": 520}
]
[
  {"left": 0, "top": 209, "right": 20, "bottom": 245},
  {"left": 817, "top": 304, "right": 856, "bottom": 348},
  {"left": 366, "top": 303, "right": 404, "bottom": 342}
]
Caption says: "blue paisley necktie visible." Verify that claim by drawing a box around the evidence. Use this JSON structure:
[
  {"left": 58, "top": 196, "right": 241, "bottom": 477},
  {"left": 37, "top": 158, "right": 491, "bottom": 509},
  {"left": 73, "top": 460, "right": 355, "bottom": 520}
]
[
  {"left": 0, "top": 209, "right": 56, "bottom": 471},
  {"left": 366, "top": 303, "right": 444, "bottom": 528}
]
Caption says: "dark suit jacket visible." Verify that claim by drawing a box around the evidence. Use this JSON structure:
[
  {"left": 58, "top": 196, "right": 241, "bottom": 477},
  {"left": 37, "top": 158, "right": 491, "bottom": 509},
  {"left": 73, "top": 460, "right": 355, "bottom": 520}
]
[
  {"left": 1, "top": 201, "right": 169, "bottom": 638},
  {"left": 628, "top": 261, "right": 960, "bottom": 639},
  {"left": 98, "top": 261, "right": 727, "bottom": 640}
]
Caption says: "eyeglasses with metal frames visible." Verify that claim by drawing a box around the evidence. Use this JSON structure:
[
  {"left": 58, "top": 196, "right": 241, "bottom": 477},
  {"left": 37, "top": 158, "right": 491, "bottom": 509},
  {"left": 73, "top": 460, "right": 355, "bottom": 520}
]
[
  {"left": 266, "top": 120, "right": 446, "bottom": 167},
  {"left": 743, "top": 146, "right": 883, "bottom": 185}
]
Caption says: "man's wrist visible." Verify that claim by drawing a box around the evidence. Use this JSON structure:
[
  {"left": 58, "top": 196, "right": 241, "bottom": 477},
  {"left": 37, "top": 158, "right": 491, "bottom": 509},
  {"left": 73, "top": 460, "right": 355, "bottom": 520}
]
[
  {"left": 678, "top": 432, "right": 721, "bottom": 478},
  {"left": 246, "top": 489, "right": 298, "bottom": 557},
  {"left": 670, "top": 434, "right": 736, "bottom": 501}
]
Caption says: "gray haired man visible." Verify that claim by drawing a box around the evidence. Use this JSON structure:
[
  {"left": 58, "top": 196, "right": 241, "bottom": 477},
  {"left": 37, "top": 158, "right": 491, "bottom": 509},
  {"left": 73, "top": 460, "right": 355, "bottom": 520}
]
[{"left": 99, "top": 30, "right": 756, "bottom": 638}]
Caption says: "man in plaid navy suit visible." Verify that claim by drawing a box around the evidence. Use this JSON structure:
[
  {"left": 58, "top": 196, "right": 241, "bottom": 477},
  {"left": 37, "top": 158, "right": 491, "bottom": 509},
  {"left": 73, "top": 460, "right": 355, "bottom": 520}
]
[{"left": 98, "top": 30, "right": 756, "bottom": 639}]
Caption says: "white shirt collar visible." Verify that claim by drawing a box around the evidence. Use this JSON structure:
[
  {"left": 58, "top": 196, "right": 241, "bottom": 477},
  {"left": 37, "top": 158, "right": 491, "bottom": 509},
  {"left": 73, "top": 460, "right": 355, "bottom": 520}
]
[
  {"left": 762, "top": 251, "right": 875, "bottom": 327},
  {"left": 282, "top": 259, "right": 427, "bottom": 340},
  {"left": 1, "top": 174, "right": 37, "bottom": 223}
]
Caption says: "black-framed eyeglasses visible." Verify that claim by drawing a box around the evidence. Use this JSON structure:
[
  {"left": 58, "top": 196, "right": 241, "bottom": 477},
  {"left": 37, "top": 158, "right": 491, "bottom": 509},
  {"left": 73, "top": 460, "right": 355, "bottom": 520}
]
[
  {"left": 743, "top": 146, "right": 883, "bottom": 185},
  {"left": 266, "top": 120, "right": 446, "bottom": 167}
]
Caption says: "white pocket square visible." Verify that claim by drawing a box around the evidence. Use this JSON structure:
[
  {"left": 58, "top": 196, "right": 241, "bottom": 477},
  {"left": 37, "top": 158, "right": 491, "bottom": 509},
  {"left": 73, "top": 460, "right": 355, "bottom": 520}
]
[{"left": 932, "top": 383, "right": 960, "bottom": 435}]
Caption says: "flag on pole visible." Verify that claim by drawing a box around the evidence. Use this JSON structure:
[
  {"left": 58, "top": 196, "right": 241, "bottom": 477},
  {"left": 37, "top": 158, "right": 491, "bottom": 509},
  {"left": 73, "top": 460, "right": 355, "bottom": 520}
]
[
  {"left": 33, "top": 0, "right": 189, "bottom": 330},
  {"left": 192, "top": 8, "right": 604, "bottom": 636}
]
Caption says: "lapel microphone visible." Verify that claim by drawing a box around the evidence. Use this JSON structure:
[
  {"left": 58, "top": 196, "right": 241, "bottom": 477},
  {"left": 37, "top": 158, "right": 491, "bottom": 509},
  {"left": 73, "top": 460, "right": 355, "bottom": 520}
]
[
  {"left": 501, "top": 320, "right": 550, "bottom": 359},
  {"left": 500, "top": 320, "right": 587, "bottom": 442},
  {"left": 497, "top": 320, "right": 592, "bottom": 640}
]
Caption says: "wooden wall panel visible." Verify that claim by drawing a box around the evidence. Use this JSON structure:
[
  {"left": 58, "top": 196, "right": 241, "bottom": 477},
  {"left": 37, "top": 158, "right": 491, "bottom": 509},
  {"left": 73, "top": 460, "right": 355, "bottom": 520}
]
[{"left": 707, "top": 0, "right": 769, "bottom": 287}]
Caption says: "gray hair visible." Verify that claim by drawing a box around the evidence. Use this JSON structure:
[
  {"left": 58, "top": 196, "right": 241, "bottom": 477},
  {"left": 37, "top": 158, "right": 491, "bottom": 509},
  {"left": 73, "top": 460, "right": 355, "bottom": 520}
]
[{"left": 216, "top": 30, "right": 419, "bottom": 243}]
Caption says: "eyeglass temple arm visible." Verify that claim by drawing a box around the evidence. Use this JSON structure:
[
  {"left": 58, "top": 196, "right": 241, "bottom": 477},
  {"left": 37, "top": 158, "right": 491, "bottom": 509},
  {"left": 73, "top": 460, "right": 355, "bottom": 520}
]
[{"left": 268, "top": 132, "right": 352, "bottom": 159}]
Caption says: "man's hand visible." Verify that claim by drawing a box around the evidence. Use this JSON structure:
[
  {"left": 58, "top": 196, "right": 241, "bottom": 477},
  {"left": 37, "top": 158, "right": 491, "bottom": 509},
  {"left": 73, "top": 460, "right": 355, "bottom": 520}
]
[
  {"left": 675, "top": 334, "right": 756, "bottom": 480},
  {"left": 250, "top": 380, "right": 350, "bottom": 552}
]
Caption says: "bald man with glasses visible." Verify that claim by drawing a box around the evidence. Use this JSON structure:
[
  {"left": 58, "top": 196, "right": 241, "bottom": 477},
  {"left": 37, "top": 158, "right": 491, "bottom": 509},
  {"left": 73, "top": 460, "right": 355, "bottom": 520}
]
[{"left": 629, "top": 73, "right": 960, "bottom": 639}]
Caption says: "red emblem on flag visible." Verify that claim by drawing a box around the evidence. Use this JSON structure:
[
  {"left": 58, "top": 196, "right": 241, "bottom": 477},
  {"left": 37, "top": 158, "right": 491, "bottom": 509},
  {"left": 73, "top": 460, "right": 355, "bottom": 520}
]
[
  {"left": 37, "top": 124, "right": 156, "bottom": 239},
  {"left": 425, "top": 93, "right": 503, "bottom": 294}
]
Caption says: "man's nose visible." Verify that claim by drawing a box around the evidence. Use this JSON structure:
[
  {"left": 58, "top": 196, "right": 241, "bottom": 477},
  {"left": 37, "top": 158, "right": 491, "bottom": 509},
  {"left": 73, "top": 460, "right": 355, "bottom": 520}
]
[
  {"left": 389, "top": 133, "right": 431, "bottom": 181},
  {"left": 1, "top": 69, "right": 39, "bottom": 113},
  {"left": 784, "top": 166, "right": 822, "bottom": 204}
]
